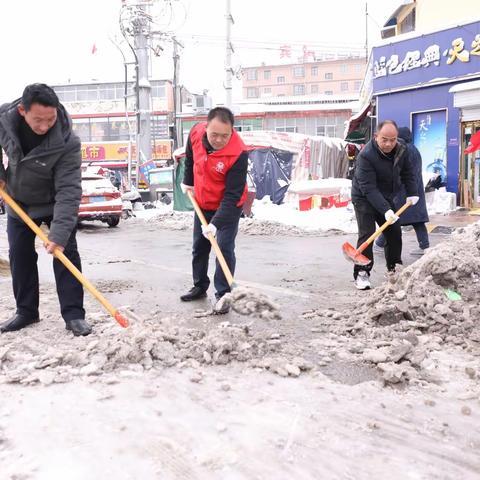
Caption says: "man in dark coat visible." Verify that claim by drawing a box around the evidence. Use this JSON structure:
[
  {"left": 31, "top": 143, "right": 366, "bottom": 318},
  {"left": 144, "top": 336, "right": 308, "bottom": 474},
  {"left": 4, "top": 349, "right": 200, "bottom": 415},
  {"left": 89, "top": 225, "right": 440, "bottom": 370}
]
[
  {"left": 0, "top": 84, "right": 91, "bottom": 336},
  {"left": 351, "top": 120, "right": 418, "bottom": 290},
  {"left": 374, "top": 127, "right": 429, "bottom": 255}
]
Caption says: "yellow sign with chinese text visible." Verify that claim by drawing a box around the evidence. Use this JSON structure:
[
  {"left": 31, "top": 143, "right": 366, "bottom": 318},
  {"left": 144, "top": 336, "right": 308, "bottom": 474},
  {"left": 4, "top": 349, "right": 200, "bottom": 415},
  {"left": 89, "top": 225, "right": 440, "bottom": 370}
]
[{"left": 81, "top": 141, "right": 172, "bottom": 161}]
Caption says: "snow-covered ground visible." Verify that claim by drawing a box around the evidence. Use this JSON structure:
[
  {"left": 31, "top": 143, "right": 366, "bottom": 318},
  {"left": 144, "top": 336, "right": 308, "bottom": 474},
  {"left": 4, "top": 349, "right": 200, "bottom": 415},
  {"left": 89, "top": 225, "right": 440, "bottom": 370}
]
[{"left": 131, "top": 184, "right": 458, "bottom": 236}]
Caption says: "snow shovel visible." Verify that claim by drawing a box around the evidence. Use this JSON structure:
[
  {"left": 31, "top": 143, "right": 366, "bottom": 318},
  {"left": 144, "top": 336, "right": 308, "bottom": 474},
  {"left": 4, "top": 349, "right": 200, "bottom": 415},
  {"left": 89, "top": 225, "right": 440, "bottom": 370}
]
[
  {"left": 342, "top": 201, "right": 412, "bottom": 265},
  {"left": 187, "top": 190, "right": 280, "bottom": 319},
  {"left": 0, "top": 186, "right": 129, "bottom": 328}
]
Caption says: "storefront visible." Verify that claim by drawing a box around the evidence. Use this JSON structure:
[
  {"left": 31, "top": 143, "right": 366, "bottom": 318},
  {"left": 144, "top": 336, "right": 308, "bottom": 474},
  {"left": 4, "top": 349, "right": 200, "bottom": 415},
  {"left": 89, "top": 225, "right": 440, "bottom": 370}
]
[
  {"left": 450, "top": 80, "right": 480, "bottom": 208},
  {"left": 371, "top": 20, "right": 480, "bottom": 204}
]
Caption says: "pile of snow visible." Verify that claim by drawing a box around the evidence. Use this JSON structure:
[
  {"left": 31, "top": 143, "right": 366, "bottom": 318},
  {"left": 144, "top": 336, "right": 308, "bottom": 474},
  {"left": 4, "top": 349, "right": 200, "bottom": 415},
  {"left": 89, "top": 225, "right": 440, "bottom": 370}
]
[
  {"left": 0, "top": 308, "right": 286, "bottom": 386},
  {"left": 130, "top": 197, "right": 357, "bottom": 235},
  {"left": 302, "top": 221, "right": 480, "bottom": 385},
  {"left": 249, "top": 196, "right": 357, "bottom": 234}
]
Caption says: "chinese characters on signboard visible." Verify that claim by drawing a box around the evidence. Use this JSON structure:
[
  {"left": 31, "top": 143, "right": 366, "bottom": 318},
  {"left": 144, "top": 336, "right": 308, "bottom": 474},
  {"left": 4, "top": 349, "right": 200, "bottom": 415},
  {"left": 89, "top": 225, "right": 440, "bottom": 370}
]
[
  {"left": 81, "top": 141, "right": 172, "bottom": 161},
  {"left": 374, "top": 33, "right": 480, "bottom": 79},
  {"left": 412, "top": 110, "right": 447, "bottom": 181}
]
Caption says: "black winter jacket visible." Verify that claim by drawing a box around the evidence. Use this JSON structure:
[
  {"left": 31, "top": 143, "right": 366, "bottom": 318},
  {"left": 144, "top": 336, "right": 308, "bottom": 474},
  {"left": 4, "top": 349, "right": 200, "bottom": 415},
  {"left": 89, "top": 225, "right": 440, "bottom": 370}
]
[
  {"left": 351, "top": 138, "right": 417, "bottom": 215},
  {"left": 0, "top": 99, "right": 82, "bottom": 246},
  {"left": 393, "top": 127, "right": 429, "bottom": 225}
]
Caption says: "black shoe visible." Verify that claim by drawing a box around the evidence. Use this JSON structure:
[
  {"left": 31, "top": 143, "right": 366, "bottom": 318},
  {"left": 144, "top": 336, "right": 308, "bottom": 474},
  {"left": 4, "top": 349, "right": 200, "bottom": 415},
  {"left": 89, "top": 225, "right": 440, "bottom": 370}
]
[
  {"left": 66, "top": 319, "right": 92, "bottom": 336},
  {"left": 180, "top": 286, "right": 207, "bottom": 302},
  {"left": 0, "top": 314, "right": 40, "bottom": 333}
]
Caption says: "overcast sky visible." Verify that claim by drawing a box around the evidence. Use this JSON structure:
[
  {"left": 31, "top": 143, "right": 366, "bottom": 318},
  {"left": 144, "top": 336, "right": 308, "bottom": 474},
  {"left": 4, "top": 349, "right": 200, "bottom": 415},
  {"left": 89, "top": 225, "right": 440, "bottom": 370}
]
[{"left": 0, "top": 0, "right": 400, "bottom": 104}]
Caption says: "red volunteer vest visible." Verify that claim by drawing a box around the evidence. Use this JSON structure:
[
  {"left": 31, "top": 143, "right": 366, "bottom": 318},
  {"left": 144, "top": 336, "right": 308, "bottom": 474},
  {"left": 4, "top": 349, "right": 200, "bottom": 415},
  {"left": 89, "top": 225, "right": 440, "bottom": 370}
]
[{"left": 190, "top": 122, "right": 248, "bottom": 210}]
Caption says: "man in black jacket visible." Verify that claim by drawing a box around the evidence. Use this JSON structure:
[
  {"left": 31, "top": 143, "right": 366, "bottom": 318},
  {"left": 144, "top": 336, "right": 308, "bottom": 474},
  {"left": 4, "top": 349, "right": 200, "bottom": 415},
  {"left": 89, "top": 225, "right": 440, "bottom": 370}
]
[
  {"left": 374, "top": 127, "right": 430, "bottom": 256},
  {"left": 351, "top": 120, "right": 418, "bottom": 290},
  {"left": 0, "top": 84, "right": 91, "bottom": 336}
]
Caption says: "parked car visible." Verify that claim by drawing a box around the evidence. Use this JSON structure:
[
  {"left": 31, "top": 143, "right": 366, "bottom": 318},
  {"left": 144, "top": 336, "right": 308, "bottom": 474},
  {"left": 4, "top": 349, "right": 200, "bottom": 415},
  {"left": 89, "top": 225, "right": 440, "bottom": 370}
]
[{"left": 78, "top": 171, "right": 122, "bottom": 227}]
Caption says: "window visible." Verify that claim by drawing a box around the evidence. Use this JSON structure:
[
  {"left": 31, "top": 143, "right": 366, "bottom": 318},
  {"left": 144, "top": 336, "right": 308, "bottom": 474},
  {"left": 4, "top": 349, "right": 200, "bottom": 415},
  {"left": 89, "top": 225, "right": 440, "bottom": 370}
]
[
  {"left": 236, "top": 125, "right": 253, "bottom": 132},
  {"left": 311, "top": 84, "right": 318, "bottom": 93},
  {"left": 247, "top": 87, "right": 259, "bottom": 98},
  {"left": 293, "top": 66, "right": 305, "bottom": 77},
  {"left": 72, "top": 120, "right": 90, "bottom": 142},
  {"left": 109, "top": 119, "right": 131, "bottom": 141},
  {"left": 90, "top": 119, "right": 109, "bottom": 141},
  {"left": 99, "top": 85, "right": 116, "bottom": 100},
  {"left": 354, "top": 80, "right": 362, "bottom": 90},
  {"left": 324, "top": 90, "right": 333, "bottom": 95},
  {"left": 340, "top": 64, "right": 348, "bottom": 74},
  {"left": 264, "top": 87, "right": 271, "bottom": 94},
  {"left": 277, "top": 76, "right": 285, "bottom": 84},
  {"left": 355, "top": 63, "right": 364, "bottom": 73},
  {"left": 325, "top": 72, "right": 333, "bottom": 80},
  {"left": 316, "top": 125, "right": 336, "bottom": 137},
  {"left": 275, "top": 126, "right": 297, "bottom": 133},
  {"left": 264, "top": 70, "right": 271, "bottom": 80},
  {"left": 293, "top": 84, "right": 305, "bottom": 95},
  {"left": 311, "top": 66, "right": 318, "bottom": 76},
  {"left": 341, "top": 82, "right": 349, "bottom": 92},
  {"left": 151, "top": 84, "right": 166, "bottom": 98},
  {"left": 246, "top": 69, "right": 257, "bottom": 80}
]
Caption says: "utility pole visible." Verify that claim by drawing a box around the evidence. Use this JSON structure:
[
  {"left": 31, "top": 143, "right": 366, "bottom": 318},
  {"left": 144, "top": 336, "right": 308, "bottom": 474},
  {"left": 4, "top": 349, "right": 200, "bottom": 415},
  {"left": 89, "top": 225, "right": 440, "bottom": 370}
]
[
  {"left": 132, "top": 3, "right": 152, "bottom": 186},
  {"left": 365, "top": 2, "right": 369, "bottom": 62},
  {"left": 225, "top": 0, "right": 234, "bottom": 108},
  {"left": 172, "top": 36, "right": 183, "bottom": 150}
]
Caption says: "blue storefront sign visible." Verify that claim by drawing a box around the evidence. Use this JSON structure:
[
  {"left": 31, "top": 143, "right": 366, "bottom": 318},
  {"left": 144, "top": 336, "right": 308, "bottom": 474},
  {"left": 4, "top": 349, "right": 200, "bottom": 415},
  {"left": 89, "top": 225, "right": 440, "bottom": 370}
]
[
  {"left": 371, "top": 20, "right": 480, "bottom": 195},
  {"left": 373, "top": 20, "right": 480, "bottom": 93}
]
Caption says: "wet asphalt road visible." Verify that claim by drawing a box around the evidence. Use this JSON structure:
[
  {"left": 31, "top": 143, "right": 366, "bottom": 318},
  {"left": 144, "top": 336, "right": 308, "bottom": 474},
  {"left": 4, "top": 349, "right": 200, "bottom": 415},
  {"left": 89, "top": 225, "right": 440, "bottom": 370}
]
[{"left": 20, "top": 217, "right": 450, "bottom": 321}]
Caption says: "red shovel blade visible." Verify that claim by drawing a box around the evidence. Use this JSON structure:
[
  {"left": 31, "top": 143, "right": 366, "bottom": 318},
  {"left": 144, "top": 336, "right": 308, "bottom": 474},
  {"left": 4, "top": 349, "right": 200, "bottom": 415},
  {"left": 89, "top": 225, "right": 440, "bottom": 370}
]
[{"left": 342, "top": 241, "right": 371, "bottom": 266}]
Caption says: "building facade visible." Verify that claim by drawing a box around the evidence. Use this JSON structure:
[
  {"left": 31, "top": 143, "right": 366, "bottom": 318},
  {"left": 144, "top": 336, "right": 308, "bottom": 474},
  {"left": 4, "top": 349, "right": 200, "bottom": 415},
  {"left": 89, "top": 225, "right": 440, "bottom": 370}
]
[
  {"left": 53, "top": 80, "right": 178, "bottom": 173},
  {"left": 371, "top": 19, "right": 480, "bottom": 207},
  {"left": 242, "top": 57, "right": 366, "bottom": 99},
  {"left": 180, "top": 95, "right": 356, "bottom": 144}
]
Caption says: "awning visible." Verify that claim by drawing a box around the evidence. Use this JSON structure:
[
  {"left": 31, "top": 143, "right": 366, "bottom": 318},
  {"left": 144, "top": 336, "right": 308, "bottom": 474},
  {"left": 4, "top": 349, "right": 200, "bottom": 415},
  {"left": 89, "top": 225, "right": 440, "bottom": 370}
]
[{"left": 344, "top": 100, "right": 372, "bottom": 144}]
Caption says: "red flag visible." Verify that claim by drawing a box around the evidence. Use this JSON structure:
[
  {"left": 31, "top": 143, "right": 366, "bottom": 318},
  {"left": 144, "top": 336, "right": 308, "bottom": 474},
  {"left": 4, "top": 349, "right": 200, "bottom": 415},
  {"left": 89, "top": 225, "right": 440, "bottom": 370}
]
[
  {"left": 91, "top": 43, "right": 97, "bottom": 55},
  {"left": 465, "top": 131, "right": 480, "bottom": 154}
]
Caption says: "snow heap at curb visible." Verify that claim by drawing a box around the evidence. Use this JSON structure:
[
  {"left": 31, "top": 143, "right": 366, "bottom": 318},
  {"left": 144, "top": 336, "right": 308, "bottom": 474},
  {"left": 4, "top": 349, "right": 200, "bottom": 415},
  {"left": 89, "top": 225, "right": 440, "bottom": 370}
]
[
  {"left": 0, "top": 313, "right": 298, "bottom": 386},
  {"left": 305, "top": 222, "right": 480, "bottom": 385}
]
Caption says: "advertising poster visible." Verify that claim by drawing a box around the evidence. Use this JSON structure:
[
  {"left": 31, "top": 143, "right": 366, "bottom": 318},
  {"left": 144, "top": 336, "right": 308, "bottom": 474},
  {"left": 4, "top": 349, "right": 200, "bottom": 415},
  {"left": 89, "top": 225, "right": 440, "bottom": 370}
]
[{"left": 412, "top": 110, "right": 447, "bottom": 181}]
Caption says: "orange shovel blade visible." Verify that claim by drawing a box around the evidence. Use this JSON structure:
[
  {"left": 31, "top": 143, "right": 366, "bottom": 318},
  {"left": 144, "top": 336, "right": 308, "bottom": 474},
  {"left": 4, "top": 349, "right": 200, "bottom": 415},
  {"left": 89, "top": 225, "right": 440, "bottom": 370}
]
[{"left": 342, "top": 241, "right": 371, "bottom": 266}]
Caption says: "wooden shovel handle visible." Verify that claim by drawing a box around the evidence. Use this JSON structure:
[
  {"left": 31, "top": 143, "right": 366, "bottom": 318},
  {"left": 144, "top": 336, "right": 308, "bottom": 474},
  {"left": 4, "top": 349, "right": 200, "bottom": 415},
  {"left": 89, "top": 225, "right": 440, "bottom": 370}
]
[
  {"left": 357, "top": 201, "right": 411, "bottom": 254},
  {"left": 187, "top": 190, "right": 235, "bottom": 287},
  {"left": 0, "top": 187, "right": 128, "bottom": 328}
]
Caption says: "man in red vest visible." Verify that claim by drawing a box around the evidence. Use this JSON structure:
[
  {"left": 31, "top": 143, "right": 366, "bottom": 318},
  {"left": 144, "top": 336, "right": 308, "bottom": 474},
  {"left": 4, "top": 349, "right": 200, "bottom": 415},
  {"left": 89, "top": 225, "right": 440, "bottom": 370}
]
[{"left": 180, "top": 107, "right": 248, "bottom": 314}]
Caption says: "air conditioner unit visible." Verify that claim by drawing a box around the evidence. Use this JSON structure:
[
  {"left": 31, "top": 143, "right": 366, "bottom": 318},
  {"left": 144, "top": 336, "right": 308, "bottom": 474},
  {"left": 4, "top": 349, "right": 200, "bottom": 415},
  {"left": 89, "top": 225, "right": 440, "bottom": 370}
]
[{"left": 193, "top": 94, "right": 212, "bottom": 113}]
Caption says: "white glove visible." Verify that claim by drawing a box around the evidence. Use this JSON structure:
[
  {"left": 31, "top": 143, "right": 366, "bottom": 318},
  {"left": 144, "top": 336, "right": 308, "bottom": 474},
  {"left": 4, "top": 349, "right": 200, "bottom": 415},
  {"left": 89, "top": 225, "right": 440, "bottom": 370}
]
[
  {"left": 384, "top": 209, "right": 399, "bottom": 224},
  {"left": 181, "top": 183, "right": 194, "bottom": 195},
  {"left": 406, "top": 196, "right": 419, "bottom": 206},
  {"left": 201, "top": 223, "right": 217, "bottom": 239}
]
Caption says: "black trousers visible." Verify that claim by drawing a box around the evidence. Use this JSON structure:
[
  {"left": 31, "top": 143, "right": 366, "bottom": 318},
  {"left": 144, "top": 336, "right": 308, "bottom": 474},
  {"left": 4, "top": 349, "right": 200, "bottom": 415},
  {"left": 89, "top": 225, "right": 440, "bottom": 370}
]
[
  {"left": 7, "top": 215, "right": 85, "bottom": 321},
  {"left": 192, "top": 208, "right": 241, "bottom": 299},
  {"left": 352, "top": 200, "right": 402, "bottom": 278}
]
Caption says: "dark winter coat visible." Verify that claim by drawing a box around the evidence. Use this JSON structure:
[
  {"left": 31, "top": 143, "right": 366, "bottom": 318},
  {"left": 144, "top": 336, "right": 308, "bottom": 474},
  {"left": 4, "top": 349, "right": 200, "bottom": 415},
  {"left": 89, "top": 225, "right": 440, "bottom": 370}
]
[
  {"left": 393, "top": 127, "right": 429, "bottom": 225},
  {"left": 0, "top": 99, "right": 82, "bottom": 246},
  {"left": 351, "top": 137, "right": 417, "bottom": 215}
]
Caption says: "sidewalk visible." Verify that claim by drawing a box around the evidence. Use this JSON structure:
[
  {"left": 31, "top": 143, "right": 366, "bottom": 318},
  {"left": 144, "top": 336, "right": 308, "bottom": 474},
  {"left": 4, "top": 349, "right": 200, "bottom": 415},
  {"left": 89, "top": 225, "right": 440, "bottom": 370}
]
[{"left": 427, "top": 209, "right": 479, "bottom": 234}]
